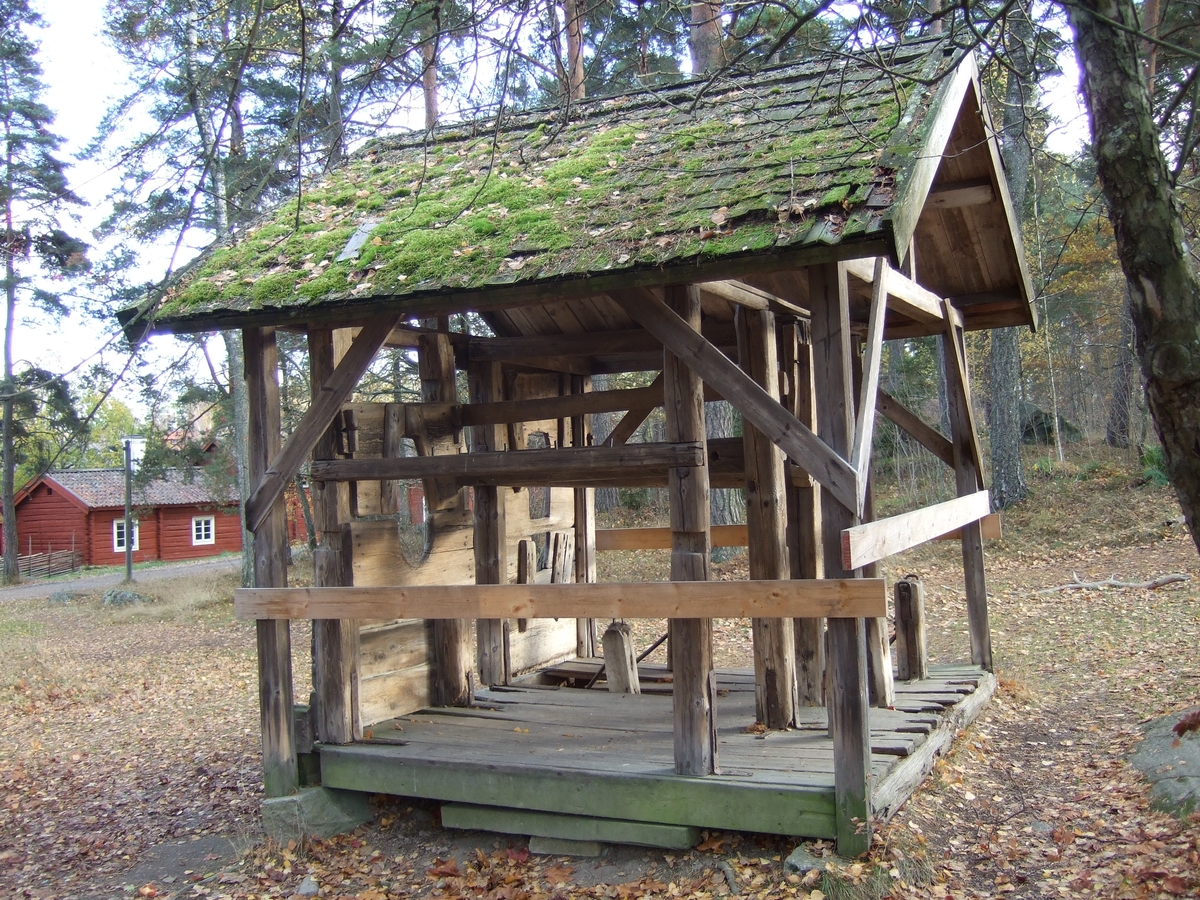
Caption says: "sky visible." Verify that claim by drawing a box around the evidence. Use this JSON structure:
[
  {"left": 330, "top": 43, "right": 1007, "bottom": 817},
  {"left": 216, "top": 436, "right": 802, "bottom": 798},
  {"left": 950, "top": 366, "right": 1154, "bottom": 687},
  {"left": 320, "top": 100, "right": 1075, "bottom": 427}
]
[
  {"left": 22, "top": 4, "right": 1091, "bottom": 421},
  {"left": 27, "top": 2, "right": 166, "bottom": 412}
]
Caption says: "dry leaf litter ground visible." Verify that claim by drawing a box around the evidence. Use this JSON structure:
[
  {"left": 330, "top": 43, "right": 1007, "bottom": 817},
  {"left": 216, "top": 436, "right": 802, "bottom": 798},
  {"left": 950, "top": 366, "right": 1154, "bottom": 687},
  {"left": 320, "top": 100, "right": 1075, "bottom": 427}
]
[{"left": 0, "top": 447, "right": 1197, "bottom": 900}]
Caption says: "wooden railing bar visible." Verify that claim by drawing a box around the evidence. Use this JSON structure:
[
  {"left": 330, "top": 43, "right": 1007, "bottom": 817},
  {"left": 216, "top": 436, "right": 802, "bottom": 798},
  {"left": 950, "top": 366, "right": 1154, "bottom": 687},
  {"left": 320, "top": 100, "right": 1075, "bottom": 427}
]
[{"left": 235, "top": 579, "right": 887, "bottom": 622}]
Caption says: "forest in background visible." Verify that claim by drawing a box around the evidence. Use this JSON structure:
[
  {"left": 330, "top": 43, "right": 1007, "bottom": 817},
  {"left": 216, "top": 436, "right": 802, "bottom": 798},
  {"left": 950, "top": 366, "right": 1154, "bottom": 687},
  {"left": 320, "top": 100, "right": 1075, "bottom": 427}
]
[{"left": 0, "top": 0, "right": 1186, "bottom": 583}]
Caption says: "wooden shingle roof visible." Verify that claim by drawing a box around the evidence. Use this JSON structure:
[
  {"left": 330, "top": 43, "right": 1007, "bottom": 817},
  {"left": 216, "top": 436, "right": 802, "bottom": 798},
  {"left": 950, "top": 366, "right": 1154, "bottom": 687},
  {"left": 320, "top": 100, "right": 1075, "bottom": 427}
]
[{"left": 123, "top": 37, "right": 1035, "bottom": 340}]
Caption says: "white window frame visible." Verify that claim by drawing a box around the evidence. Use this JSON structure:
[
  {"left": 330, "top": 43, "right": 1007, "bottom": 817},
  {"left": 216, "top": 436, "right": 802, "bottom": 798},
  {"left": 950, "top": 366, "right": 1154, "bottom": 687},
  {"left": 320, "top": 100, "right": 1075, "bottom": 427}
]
[
  {"left": 192, "top": 515, "right": 215, "bottom": 546},
  {"left": 113, "top": 518, "right": 139, "bottom": 552}
]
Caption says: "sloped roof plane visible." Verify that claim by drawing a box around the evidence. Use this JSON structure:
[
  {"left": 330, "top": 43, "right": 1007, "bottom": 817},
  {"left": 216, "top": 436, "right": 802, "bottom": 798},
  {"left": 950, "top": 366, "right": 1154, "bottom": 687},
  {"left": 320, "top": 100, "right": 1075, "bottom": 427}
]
[
  {"left": 20, "top": 469, "right": 238, "bottom": 510},
  {"left": 122, "top": 37, "right": 1034, "bottom": 338}
]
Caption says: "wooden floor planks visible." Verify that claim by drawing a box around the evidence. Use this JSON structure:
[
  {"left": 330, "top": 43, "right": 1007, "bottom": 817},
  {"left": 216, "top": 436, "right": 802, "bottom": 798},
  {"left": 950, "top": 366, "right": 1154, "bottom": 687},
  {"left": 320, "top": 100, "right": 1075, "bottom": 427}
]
[{"left": 318, "top": 664, "right": 994, "bottom": 839}]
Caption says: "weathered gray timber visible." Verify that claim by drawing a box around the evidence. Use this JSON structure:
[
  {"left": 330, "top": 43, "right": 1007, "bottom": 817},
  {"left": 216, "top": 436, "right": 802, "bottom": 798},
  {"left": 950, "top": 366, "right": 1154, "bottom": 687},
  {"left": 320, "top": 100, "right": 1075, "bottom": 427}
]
[
  {"left": 245, "top": 327, "right": 296, "bottom": 798},
  {"left": 317, "top": 665, "right": 990, "bottom": 839}
]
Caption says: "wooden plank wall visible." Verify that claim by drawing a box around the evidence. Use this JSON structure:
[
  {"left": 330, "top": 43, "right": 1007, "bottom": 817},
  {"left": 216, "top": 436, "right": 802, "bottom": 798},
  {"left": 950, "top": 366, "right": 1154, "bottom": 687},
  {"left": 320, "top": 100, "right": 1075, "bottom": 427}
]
[{"left": 341, "top": 370, "right": 585, "bottom": 725}]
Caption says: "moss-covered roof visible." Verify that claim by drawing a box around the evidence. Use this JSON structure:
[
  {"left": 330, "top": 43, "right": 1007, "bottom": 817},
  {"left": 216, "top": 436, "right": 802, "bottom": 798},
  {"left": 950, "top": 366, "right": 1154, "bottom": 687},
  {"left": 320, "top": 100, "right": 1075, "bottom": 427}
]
[{"left": 133, "top": 38, "right": 960, "bottom": 334}]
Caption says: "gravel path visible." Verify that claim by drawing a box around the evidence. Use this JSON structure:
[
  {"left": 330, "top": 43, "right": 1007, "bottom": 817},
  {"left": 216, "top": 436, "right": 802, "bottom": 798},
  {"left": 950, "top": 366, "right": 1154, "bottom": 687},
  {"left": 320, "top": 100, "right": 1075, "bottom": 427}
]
[{"left": 0, "top": 554, "right": 242, "bottom": 602}]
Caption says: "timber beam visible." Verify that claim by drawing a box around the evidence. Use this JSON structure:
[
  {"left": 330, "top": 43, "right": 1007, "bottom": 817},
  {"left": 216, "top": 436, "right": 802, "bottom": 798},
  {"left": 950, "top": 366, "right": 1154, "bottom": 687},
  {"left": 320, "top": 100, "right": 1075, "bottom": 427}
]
[
  {"left": 308, "top": 441, "right": 705, "bottom": 487},
  {"left": 927, "top": 178, "right": 996, "bottom": 209},
  {"left": 699, "top": 280, "right": 808, "bottom": 318},
  {"left": 594, "top": 517, "right": 998, "bottom": 552},
  {"left": 877, "top": 390, "right": 956, "bottom": 468},
  {"left": 843, "top": 258, "right": 945, "bottom": 326},
  {"left": 235, "top": 580, "right": 887, "bottom": 623},
  {"left": 245, "top": 314, "right": 400, "bottom": 534},
  {"left": 607, "top": 287, "right": 859, "bottom": 513},
  {"left": 840, "top": 490, "right": 991, "bottom": 570}
]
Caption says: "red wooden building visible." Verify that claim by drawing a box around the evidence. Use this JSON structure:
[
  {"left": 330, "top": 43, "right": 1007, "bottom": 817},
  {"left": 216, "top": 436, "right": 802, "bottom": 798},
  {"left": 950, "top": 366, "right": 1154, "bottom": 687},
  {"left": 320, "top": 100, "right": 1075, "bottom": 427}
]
[{"left": 10, "top": 469, "right": 242, "bottom": 566}]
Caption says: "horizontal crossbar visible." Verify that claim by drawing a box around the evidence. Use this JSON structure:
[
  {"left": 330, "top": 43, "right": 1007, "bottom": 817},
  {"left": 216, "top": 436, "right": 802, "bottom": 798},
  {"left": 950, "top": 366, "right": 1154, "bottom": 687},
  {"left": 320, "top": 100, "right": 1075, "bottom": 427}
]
[{"left": 235, "top": 580, "right": 887, "bottom": 621}]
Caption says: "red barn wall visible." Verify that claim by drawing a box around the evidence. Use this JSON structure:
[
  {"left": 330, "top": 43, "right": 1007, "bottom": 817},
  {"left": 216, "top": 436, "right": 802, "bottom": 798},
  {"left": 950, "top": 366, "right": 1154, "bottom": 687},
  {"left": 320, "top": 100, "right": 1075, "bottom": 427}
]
[
  {"left": 88, "top": 507, "right": 159, "bottom": 567},
  {"left": 157, "top": 506, "right": 242, "bottom": 561},
  {"left": 84, "top": 505, "right": 241, "bottom": 566},
  {"left": 13, "top": 483, "right": 88, "bottom": 559}
]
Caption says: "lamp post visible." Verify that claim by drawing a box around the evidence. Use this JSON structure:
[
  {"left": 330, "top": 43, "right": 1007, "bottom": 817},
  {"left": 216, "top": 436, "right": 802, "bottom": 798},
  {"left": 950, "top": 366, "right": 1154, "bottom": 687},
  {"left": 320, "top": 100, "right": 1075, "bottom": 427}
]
[{"left": 122, "top": 435, "right": 146, "bottom": 582}]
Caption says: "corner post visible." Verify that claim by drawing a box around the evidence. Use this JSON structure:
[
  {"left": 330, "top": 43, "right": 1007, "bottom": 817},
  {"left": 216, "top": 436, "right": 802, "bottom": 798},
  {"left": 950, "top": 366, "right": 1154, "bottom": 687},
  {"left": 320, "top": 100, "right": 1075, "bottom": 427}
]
[
  {"left": 781, "top": 318, "right": 825, "bottom": 705},
  {"left": 735, "top": 306, "right": 798, "bottom": 729},
  {"left": 418, "top": 330, "right": 474, "bottom": 706},
  {"left": 571, "top": 374, "right": 598, "bottom": 657},
  {"left": 810, "top": 263, "right": 871, "bottom": 857},
  {"left": 664, "top": 284, "right": 716, "bottom": 776},
  {"left": 245, "top": 326, "right": 297, "bottom": 797},
  {"left": 942, "top": 319, "right": 993, "bottom": 671},
  {"left": 470, "top": 359, "right": 509, "bottom": 686},
  {"left": 308, "top": 327, "right": 359, "bottom": 744}
]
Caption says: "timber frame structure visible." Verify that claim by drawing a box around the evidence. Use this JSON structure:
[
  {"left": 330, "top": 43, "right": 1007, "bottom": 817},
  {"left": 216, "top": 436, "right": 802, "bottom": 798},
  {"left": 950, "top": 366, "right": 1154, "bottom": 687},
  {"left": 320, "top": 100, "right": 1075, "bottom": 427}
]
[{"left": 124, "top": 39, "right": 1034, "bottom": 856}]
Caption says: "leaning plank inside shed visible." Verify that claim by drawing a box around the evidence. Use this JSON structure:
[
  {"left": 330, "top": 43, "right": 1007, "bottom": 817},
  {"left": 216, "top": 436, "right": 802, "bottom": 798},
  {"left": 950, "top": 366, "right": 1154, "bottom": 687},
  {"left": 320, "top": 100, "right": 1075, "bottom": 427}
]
[{"left": 123, "top": 37, "right": 1032, "bottom": 857}]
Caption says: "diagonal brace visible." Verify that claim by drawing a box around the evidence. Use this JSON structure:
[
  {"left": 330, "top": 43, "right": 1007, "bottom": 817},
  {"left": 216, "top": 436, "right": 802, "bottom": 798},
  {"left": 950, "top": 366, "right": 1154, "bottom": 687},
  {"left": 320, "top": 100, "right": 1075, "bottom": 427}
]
[
  {"left": 607, "top": 287, "right": 859, "bottom": 512},
  {"left": 245, "top": 315, "right": 400, "bottom": 533}
]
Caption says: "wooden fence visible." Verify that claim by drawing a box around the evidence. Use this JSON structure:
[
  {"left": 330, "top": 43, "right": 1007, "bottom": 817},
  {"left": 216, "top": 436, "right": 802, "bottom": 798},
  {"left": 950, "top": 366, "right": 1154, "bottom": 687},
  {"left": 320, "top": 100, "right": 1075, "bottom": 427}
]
[{"left": 18, "top": 549, "right": 83, "bottom": 578}]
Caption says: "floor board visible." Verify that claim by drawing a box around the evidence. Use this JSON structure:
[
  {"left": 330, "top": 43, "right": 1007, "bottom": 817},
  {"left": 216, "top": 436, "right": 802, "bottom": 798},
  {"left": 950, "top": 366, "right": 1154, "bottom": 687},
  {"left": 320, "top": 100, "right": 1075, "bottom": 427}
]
[{"left": 319, "top": 664, "right": 995, "bottom": 839}]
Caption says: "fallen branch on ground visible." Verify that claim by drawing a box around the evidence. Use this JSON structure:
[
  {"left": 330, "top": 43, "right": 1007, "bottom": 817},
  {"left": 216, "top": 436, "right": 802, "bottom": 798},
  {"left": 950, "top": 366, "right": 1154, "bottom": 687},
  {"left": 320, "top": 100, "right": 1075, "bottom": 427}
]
[{"left": 1039, "top": 573, "right": 1191, "bottom": 594}]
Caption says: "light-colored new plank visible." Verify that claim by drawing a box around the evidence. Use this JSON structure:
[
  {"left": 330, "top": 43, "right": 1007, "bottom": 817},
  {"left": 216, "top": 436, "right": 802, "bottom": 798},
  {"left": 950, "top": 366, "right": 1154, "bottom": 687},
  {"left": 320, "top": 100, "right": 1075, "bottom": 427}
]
[
  {"left": 850, "top": 258, "right": 888, "bottom": 514},
  {"left": 843, "top": 257, "right": 945, "bottom": 326},
  {"left": 840, "top": 490, "right": 991, "bottom": 570},
  {"left": 235, "top": 579, "right": 887, "bottom": 622}
]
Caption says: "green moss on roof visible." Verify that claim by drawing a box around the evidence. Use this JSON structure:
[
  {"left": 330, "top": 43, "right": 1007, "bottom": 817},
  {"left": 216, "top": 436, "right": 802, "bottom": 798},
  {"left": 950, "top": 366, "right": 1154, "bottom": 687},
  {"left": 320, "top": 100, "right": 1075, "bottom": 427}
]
[{"left": 148, "top": 38, "right": 956, "bottom": 330}]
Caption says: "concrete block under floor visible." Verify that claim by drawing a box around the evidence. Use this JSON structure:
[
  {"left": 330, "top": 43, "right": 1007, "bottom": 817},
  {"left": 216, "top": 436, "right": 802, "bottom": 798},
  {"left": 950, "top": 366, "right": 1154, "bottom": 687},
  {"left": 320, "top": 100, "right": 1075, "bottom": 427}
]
[
  {"left": 441, "top": 803, "right": 700, "bottom": 849},
  {"left": 262, "top": 787, "right": 372, "bottom": 842}
]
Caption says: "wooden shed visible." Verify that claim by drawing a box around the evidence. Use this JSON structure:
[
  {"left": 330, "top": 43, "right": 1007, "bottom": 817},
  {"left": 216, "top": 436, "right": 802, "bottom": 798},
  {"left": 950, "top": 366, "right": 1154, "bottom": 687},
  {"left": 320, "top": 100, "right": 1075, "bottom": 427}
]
[
  {"left": 122, "top": 37, "right": 1034, "bottom": 856},
  {"left": 10, "top": 468, "right": 242, "bottom": 567}
]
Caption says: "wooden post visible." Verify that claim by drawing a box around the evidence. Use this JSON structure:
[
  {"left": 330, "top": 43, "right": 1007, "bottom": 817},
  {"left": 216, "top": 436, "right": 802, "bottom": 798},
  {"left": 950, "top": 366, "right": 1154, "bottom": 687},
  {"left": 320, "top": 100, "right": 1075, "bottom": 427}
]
[
  {"left": 736, "top": 306, "right": 797, "bottom": 729},
  {"left": 308, "top": 327, "right": 359, "bottom": 745},
  {"left": 417, "top": 331, "right": 473, "bottom": 706},
  {"left": 245, "top": 326, "right": 297, "bottom": 797},
  {"left": 811, "top": 263, "right": 871, "bottom": 857},
  {"left": 780, "top": 319, "right": 824, "bottom": 706},
  {"left": 471, "top": 359, "right": 509, "bottom": 687},
  {"left": 942, "top": 320, "right": 993, "bottom": 671},
  {"left": 602, "top": 621, "right": 641, "bottom": 694},
  {"left": 894, "top": 577, "right": 928, "bottom": 681},
  {"left": 853, "top": 343, "right": 894, "bottom": 710},
  {"left": 571, "top": 374, "right": 598, "bottom": 657},
  {"left": 379, "top": 402, "right": 403, "bottom": 514},
  {"left": 664, "top": 284, "right": 716, "bottom": 776}
]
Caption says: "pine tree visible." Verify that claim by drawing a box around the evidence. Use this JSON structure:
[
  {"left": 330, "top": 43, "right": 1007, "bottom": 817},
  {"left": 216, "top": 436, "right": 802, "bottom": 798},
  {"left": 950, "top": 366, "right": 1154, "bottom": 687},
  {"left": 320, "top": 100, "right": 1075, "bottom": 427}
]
[{"left": 0, "top": 0, "right": 86, "bottom": 583}]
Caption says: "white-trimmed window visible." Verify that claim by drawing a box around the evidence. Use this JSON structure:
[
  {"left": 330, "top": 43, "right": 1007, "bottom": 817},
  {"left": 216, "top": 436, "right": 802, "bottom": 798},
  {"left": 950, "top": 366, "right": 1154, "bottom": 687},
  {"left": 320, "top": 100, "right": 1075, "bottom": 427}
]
[
  {"left": 192, "top": 515, "right": 215, "bottom": 546},
  {"left": 113, "top": 518, "right": 139, "bottom": 552}
]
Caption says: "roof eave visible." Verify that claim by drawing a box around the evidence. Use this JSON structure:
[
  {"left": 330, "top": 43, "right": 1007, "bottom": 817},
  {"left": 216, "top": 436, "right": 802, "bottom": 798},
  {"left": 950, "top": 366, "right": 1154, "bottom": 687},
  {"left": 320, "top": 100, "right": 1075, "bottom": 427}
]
[{"left": 134, "top": 231, "right": 895, "bottom": 337}]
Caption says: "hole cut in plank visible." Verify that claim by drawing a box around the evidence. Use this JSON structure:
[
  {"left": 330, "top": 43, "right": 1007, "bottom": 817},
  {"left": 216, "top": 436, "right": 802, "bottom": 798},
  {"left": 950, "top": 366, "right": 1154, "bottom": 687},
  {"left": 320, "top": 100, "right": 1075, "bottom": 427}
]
[
  {"left": 235, "top": 579, "right": 887, "bottom": 622},
  {"left": 841, "top": 490, "right": 990, "bottom": 570}
]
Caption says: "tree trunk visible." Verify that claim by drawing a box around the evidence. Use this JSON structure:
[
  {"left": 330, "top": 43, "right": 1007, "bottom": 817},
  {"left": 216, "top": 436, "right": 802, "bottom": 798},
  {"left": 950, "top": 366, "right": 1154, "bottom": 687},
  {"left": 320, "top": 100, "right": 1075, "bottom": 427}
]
[
  {"left": 989, "top": 5, "right": 1033, "bottom": 509},
  {"left": 689, "top": 1, "right": 723, "bottom": 75},
  {"left": 2, "top": 248, "right": 17, "bottom": 585},
  {"left": 1106, "top": 295, "right": 1135, "bottom": 448},
  {"left": 1069, "top": 0, "right": 1200, "bottom": 552},
  {"left": 563, "top": 0, "right": 586, "bottom": 100},
  {"left": 421, "top": 30, "right": 439, "bottom": 130}
]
